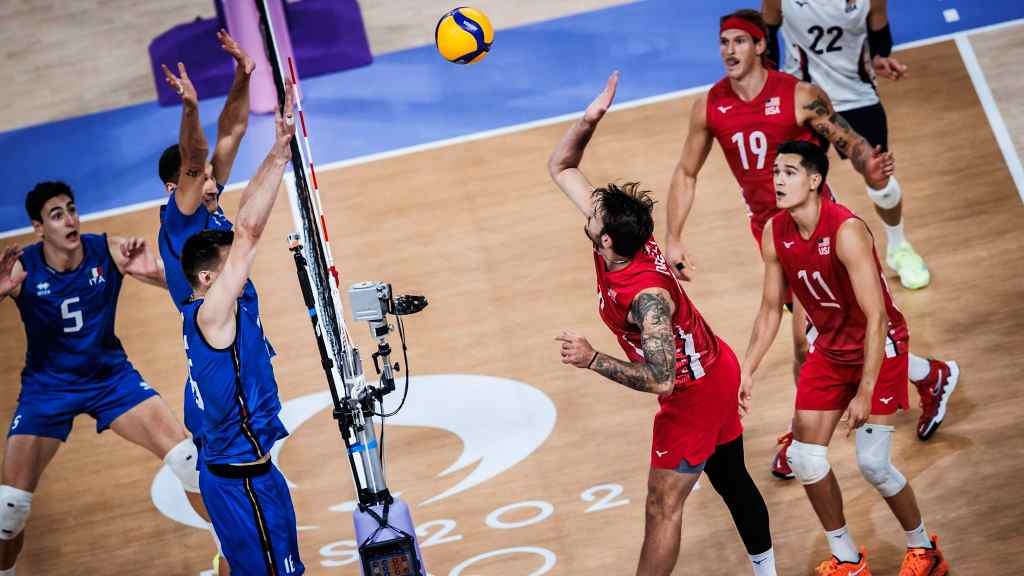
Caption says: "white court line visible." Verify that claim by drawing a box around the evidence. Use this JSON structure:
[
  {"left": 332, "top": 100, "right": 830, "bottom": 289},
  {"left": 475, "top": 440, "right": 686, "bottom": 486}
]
[
  {"left": 955, "top": 34, "right": 1024, "bottom": 202},
  {"left": 3, "top": 17, "right": 1022, "bottom": 239}
]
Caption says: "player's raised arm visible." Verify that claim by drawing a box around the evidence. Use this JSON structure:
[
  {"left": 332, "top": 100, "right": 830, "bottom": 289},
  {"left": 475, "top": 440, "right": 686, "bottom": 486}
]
[
  {"left": 665, "top": 94, "right": 713, "bottom": 281},
  {"left": 0, "top": 245, "right": 27, "bottom": 303},
  {"left": 211, "top": 29, "right": 255, "bottom": 186},
  {"left": 162, "top": 62, "right": 209, "bottom": 216},
  {"left": 740, "top": 220, "right": 787, "bottom": 411},
  {"left": 835, "top": 218, "right": 887, "bottom": 434},
  {"left": 108, "top": 236, "right": 166, "bottom": 288},
  {"left": 868, "top": 0, "right": 907, "bottom": 81},
  {"left": 796, "top": 83, "right": 894, "bottom": 189},
  {"left": 557, "top": 287, "right": 678, "bottom": 395},
  {"left": 547, "top": 71, "right": 619, "bottom": 217},
  {"left": 198, "top": 83, "right": 295, "bottom": 348}
]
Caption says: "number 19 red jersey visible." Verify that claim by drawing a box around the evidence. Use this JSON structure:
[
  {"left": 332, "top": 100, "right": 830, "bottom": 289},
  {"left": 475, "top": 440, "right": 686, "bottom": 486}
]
[
  {"left": 593, "top": 238, "right": 720, "bottom": 388},
  {"left": 706, "top": 70, "right": 824, "bottom": 230},
  {"left": 771, "top": 199, "right": 908, "bottom": 365}
]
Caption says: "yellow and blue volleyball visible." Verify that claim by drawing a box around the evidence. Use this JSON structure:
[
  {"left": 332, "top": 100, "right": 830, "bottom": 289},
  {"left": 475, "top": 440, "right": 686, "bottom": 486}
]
[{"left": 435, "top": 7, "right": 494, "bottom": 64}]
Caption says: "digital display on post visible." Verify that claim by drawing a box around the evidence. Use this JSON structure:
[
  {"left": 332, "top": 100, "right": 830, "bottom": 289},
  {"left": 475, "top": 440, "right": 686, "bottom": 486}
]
[{"left": 368, "top": 551, "right": 414, "bottom": 575}]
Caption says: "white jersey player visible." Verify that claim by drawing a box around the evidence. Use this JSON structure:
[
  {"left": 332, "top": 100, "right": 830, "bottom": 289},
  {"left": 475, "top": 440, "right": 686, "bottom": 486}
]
[{"left": 763, "top": 0, "right": 930, "bottom": 290}]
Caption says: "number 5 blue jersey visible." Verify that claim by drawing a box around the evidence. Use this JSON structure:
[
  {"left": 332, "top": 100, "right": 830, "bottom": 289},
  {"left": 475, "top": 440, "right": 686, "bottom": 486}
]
[
  {"left": 14, "top": 234, "right": 130, "bottom": 388},
  {"left": 182, "top": 298, "right": 288, "bottom": 465}
]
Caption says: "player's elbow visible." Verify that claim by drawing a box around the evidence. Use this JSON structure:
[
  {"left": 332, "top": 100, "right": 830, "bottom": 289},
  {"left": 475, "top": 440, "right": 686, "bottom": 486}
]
[
  {"left": 233, "top": 219, "right": 265, "bottom": 244},
  {"left": 547, "top": 154, "right": 566, "bottom": 181}
]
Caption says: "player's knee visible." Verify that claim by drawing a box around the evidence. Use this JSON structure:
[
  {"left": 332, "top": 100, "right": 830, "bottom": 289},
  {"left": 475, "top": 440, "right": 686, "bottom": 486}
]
[
  {"left": 164, "top": 438, "right": 201, "bottom": 493},
  {"left": 786, "top": 440, "right": 830, "bottom": 485},
  {"left": 645, "top": 481, "right": 684, "bottom": 520},
  {"left": 855, "top": 425, "right": 906, "bottom": 497},
  {"left": 866, "top": 176, "right": 902, "bottom": 210},
  {"left": 0, "top": 485, "right": 33, "bottom": 540}
]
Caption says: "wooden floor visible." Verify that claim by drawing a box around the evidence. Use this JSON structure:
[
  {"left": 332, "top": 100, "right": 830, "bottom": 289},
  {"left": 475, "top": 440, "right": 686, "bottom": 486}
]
[
  {"left": 0, "top": 0, "right": 635, "bottom": 132},
  {"left": 1, "top": 40, "right": 1023, "bottom": 575}
]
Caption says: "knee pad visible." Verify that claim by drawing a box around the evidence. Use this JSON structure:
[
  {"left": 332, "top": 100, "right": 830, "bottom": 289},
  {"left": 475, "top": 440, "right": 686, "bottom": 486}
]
[
  {"left": 165, "top": 438, "right": 201, "bottom": 493},
  {"left": 866, "top": 176, "right": 902, "bottom": 210},
  {"left": 0, "top": 485, "right": 33, "bottom": 540},
  {"left": 856, "top": 424, "right": 907, "bottom": 497},
  {"left": 786, "top": 440, "right": 831, "bottom": 485}
]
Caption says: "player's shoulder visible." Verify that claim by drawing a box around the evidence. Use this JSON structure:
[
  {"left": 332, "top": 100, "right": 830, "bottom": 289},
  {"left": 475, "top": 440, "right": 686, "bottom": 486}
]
[{"left": 707, "top": 77, "right": 734, "bottom": 101}]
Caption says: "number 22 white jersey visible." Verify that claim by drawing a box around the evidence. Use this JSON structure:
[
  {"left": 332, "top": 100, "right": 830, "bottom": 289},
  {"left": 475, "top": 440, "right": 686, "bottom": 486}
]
[{"left": 780, "top": 0, "right": 879, "bottom": 112}]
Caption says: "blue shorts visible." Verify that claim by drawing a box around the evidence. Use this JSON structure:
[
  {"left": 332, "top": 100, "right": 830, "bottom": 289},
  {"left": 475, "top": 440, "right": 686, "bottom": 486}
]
[
  {"left": 201, "top": 462, "right": 304, "bottom": 575},
  {"left": 10, "top": 365, "right": 159, "bottom": 441}
]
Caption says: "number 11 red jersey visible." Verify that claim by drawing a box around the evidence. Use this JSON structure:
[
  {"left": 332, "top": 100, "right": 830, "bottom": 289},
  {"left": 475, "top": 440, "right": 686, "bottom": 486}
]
[{"left": 771, "top": 199, "right": 908, "bottom": 365}]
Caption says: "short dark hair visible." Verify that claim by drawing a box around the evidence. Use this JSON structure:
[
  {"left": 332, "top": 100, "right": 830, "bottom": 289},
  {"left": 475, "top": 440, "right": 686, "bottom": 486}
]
[
  {"left": 777, "top": 140, "right": 830, "bottom": 192},
  {"left": 26, "top": 181, "right": 75, "bottom": 222},
  {"left": 592, "top": 182, "right": 656, "bottom": 258},
  {"left": 720, "top": 9, "right": 769, "bottom": 41},
  {"left": 181, "top": 229, "right": 234, "bottom": 289},
  {"left": 159, "top": 144, "right": 181, "bottom": 185}
]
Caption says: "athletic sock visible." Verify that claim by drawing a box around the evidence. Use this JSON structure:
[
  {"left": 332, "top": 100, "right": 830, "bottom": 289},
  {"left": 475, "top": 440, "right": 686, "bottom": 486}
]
[
  {"left": 749, "top": 548, "right": 777, "bottom": 576},
  {"left": 909, "top": 353, "right": 931, "bottom": 382},
  {"left": 906, "top": 521, "right": 933, "bottom": 549},
  {"left": 883, "top": 221, "right": 906, "bottom": 251},
  {"left": 0, "top": 566, "right": 15, "bottom": 576},
  {"left": 825, "top": 525, "right": 860, "bottom": 563}
]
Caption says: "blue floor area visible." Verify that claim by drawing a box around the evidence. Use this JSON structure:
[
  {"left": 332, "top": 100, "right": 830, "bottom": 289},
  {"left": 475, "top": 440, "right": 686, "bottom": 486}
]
[{"left": 2, "top": 0, "right": 1021, "bottom": 235}]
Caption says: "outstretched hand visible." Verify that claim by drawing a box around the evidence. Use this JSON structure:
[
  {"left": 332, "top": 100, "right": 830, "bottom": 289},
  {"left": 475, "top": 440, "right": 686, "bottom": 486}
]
[
  {"left": 0, "top": 245, "right": 27, "bottom": 298},
  {"left": 273, "top": 80, "right": 297, "bottom": 160},
  {"left": 162, "top": 62, "right": 198, "bottom": 107},
  {"left": 872, "top": 55, "right": 907, "bottom": 81},
  {"left": 119, "top": 238, "right": 158, "bottom": 278},
  {"left": 583, "top": 71, "right": 620, "bottom": 126},
  {"left": 556, "top": 330, "right": 597, "bottom": 369},
  {"left": 217, "top": 29, "right": 255, "bottom": 75},
  {"left": 738, "top": 369, "right": 754, "bottom": 418},
  {"left": 665, "top": 236, "right": 696, "bottom": 282},
  {"left": 865, "top": 145, "right": 895, "bottom": 189}
]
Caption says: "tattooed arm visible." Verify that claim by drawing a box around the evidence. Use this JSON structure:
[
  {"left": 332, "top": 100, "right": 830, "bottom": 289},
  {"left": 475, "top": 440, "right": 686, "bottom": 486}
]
[
  {"left": 557, "top": 288, "right": 677, "bottom": 395},
  {"left": 794, "top": 82, "right": 894, "bottom": 189}
]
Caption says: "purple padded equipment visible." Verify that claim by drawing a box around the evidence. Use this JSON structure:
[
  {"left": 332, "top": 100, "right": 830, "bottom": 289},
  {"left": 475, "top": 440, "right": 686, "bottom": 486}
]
[{"left": 149, "top": 0, "right": 372, "bottom": 107}]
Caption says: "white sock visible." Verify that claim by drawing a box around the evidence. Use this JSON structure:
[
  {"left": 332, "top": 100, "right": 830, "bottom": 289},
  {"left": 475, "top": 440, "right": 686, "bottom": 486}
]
[
  {"left": 909, "top": 353, "right": 931, "bottom": 382},
  {"left": 884, "top": 221, "right": 906, "bottom": 251},
  {"left": 749, "top": 548, "right": 777, "bottom": 576},
  {"left": 906, "top": 521, "right": 932, "bottom": 549},
  {"left": 0, "top": 566, "right": 15, "bottom": 575},
  {"left": 825, "top": 525, "right": 860, "bottom": 563}
]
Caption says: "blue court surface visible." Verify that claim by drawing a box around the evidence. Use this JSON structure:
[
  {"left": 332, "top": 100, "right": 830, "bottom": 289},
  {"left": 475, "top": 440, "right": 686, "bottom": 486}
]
[{"left": 1, "top": 0, "right": 1021, "bottom": 236}]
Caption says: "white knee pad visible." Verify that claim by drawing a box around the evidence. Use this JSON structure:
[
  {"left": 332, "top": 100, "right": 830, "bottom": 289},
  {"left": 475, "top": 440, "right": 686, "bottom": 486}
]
[
  {"left": 866, "top": 176, "right": 902, "bottom": 210},
  {"left": 786, "top": 440, "right": 831, "bottom": 485},
  {"left": 0, "top": 485, "right": 33, "bottom": 540},
  {"left": 165, "top": 438, "right": 201, "bottom": 493},
  {"left": 856, "top": 424, "right": 907, "bottom": 497}
]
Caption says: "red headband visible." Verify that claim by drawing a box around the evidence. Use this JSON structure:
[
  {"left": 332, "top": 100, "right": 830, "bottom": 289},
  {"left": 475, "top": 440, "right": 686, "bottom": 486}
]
[{"left": 720, "top": 16, "right": 765, "bottom": 41}]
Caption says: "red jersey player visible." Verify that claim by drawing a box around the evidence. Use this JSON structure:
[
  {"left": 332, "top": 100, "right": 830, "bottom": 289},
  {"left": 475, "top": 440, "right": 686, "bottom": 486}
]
[
  {"left": 742, "top": 141, "right": 949, "bottom": 575},
  {"left": 666, "top": 9, "right": 958, "bottom": 480},
  {"left": 551, "top": 73, "right": 777, "bottom": 576}
]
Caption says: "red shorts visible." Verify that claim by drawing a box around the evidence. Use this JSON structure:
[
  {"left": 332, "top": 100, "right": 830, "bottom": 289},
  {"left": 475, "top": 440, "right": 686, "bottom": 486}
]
[
  {"left": 651, "top": 338, "right": 743, "bottom": 470},
  {"left": 796, "top": 345, "right": 910, "bottom": 415}
]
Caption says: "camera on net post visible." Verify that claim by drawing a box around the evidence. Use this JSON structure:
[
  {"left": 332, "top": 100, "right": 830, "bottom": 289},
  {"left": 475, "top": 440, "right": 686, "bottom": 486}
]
[{"left": 347, "top": 281, "right": 427, "bottom": 399}]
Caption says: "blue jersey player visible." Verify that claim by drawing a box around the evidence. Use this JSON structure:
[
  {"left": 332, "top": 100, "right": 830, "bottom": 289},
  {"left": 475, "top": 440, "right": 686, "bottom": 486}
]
[
  {"left": 156, "top": 33, "right": 255, "bottom": 576},
  {"left": 157, "top": 33, "right": 257, "bottom": 447},
  {"left": 0, "top": 182, "right": 214, "bottom": 574},
  {"left": 179, "top": 83, "right": 303, "bottom": 575}
]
